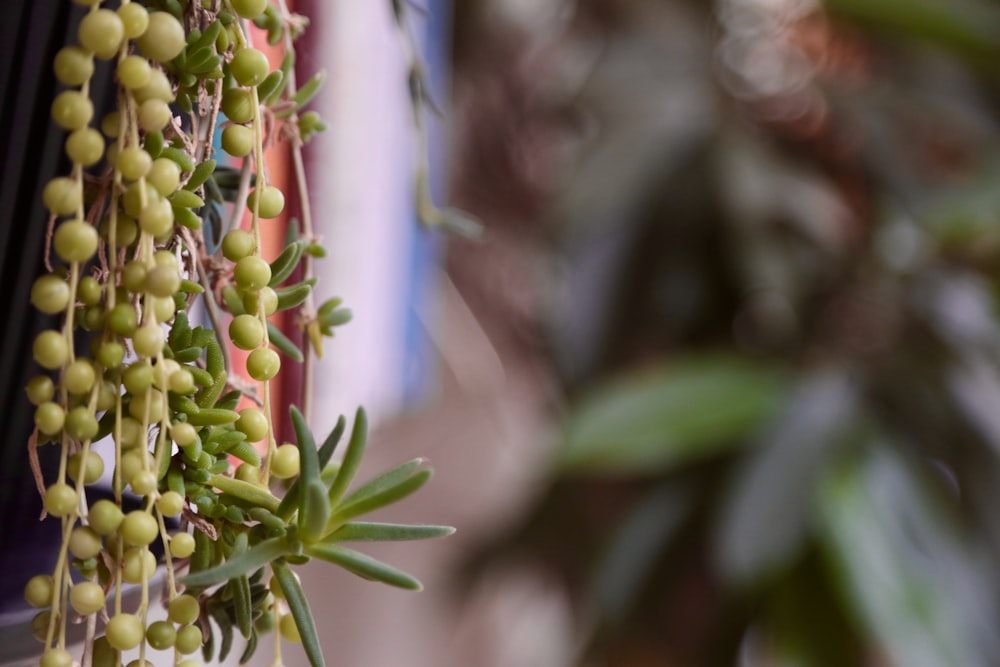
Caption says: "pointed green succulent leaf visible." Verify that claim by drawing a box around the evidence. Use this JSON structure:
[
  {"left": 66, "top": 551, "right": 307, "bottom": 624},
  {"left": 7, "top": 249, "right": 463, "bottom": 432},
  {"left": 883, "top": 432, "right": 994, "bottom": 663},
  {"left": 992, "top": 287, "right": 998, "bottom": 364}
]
[
  {"left": 273, "top": 560, "right": 325, "bottom": 667},
  {"left": 207, "top": 474, "right": 281, "bottom": 513},
  {"left": 180, "top": 536, "right": 289, "bottom": 588},
  {"left": 231, "top": 573, "right": 253, "bottom": 639},
  {"left": 325, "top": 469, "right": 432, "bottom": 534},
  {"left": 299, "top": 479, "right": 331, "bottom": 543},
  {"left": 275, "top": 414, "right": 346, "bottom": 520},
  {"left": 323, "top": 521, "right": 455, "bottom": 542},
  {"left": 304, "top": 543, "right": 422, "bottom": 590},
  {"left": 326, "top": 407, "right": 368, "bottom": 507}
]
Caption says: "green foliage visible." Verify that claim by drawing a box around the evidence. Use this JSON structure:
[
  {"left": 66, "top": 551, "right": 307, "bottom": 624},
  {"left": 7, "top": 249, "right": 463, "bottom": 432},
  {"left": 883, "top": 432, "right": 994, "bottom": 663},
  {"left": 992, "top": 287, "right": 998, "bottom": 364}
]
[{"left": 461, "top": 0, "right": 1000, "bottom": 663}]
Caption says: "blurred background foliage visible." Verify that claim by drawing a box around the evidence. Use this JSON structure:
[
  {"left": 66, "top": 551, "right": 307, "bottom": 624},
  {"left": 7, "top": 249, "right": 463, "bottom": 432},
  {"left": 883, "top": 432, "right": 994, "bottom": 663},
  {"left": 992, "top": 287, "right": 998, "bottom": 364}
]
[{"left": 449, "top": 0, "right": 1000, "bottom": 664}]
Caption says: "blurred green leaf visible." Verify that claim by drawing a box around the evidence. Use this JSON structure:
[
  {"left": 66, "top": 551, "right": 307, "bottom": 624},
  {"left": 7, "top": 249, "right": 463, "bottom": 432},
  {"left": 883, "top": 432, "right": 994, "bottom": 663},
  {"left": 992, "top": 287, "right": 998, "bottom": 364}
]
[
  {"left": 590, "top": 484, "right": 692, "bottom": 627},
  {"left": 715, "top": 369, "right": 857, "bottom": 584},
  {"left": 818, "top": 448, "right": 998, "bottom": 667},
  {"left": 825, "top": 0, "right": 1000, "bottom": 64},
  {"left": 559, "top": 355, "right": 789, "bottom": 473}
]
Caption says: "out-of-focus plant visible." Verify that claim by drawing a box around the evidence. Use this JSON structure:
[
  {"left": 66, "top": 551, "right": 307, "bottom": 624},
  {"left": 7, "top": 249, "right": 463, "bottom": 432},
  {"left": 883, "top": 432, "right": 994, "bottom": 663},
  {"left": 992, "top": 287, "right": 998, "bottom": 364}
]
[{"left": 455, "top": 0, "right": 1000, "bottom": 664}]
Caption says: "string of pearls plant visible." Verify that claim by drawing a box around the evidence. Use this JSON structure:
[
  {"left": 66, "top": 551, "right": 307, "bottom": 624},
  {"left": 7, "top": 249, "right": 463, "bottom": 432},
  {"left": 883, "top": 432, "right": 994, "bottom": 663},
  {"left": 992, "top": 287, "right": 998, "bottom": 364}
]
[{"left": 23, "top": 2, "right": 453, "bottom": 667}]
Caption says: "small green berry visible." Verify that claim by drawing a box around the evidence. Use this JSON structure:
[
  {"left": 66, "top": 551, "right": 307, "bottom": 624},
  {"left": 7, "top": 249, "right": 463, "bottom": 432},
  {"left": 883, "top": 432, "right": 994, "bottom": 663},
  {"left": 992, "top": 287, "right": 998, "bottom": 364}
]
[
  {"left": 229, "top": 314, "right": 264, "bottom": 350},
  {"left": 54, "top": 220, "right": 99, "bottom": 263},
  {"left": 106, "top": 613, "right": 145, "bottom": 651},
  {"left": 33, "top": 331, "right": 69, "bottom": 370},
  {"left": 89, "top": 499, "right": 124, "bottom": 535},
  {"left": 44, "top": 483, "right": 78, "bottom": 517},
  {"left": 145, "top": 264, "right": 180, "bottom": 298},
  {"left": 136, "top": 12, "right": 185, "bottom": 63},
  {"left": 70, "top": 581, "right": 106, "bottom": 615},
  {"left": 121, "top": 547, "right": 156, "bottom": 584},
  {"left": 26, "top": 375, "right": 55, "bottom": 405},
  {"left": 247, "top": 347, "right": 280, "bottom": 381},
  {"left": 171, "top": 422, "right": 197, "bottom": 447},
  {"left": 138, "top": 99, "right": 172, "bottom": 133},
  {"left": 63, "top": 358, "right": 96, "bottom": 394},
  {"left": 30, "top": 274, "right": 70, "bottom": 315},
  {"left": 97, "top": 340, "right": 126, "bottom": 369},
  {"left": 221, "top": 124, "right": 253, "bottom": 157},
  {"left": 231, "top": 48, "right": 270, "bottom": 87},
  {"left": 130, "top": 470, "right": 157, "bottom": 496},
  {"left": 145, "top": 620, "right": 176, "bottom": 650},
  {"left": 234, "top": 256, "right": 271, "bottom": 291},
  {"left": 43, "top": 177, "right": 82, "bottom": 216},
  {"left": 168, "top": 368, "right": 195, "bottom": 394},
  {"left": 221, "top": 88, "right": 255, "bottom": 124},
  {"left": 279, "top": 613, "right": 301, "bottom": 643},
  {"left": 68, "top": 525, "right": 103, "bottom": 559},
  {"left": 174, "top": 624, "right": 202, "bottom": 655},
  {"left": 35, "top": 402, "right": 65, "bottom": 435},
  {"left": 231, "top": 0, "right": 267, "bottom": 19},
  {"left": 24, "top": 575, "right": 54, "bottom": 608},
  {"left": 117, "top": 55, "right": 152, "bottom": 90},
  {"left": 157, "top": 491, "right": 184, "bottom": 517},
  {"left": 248, "top": 185, "right": 284, "bottom": 219},
  {"left": 121, "top": 511, "right": 159, "bottom": 546},
  {"left": 78, "top": 9, "right": 125, "bottom": 60},
  {"left": 222, "top": 229, "right": 255, "bottom": 261},
  {"left": 117, "top": 147, "right": 153, "bottom": 181},
  {"left": 271, "top": 443, "right": 300, "bottom": 479},
  {"left": 243, "top": 286, "right": 278, "bottom": 316},
  {"left": 169, "top": 532, "right": 195, "bottom": 559},
  {"left": 53, "top": 47, "right": 94, "bottom": 86},
  {"left": 235, "top": 407, "right": 269, "bottom": 442},
  {"left": 65, "top": 406, "right": 99, "bottom": 440},
  {"left": 133, "top": 69, "right": 174, "bottom": 105},
  {"left": 68, "top": 450, "right": 104, "bottom": 485},
  {"left": 133, "top": 323, "right": 165, "bottom": 358},
  {"left": 51, "top": 90, "right": 94, "bottom": 130},
  {"left": 118, "top": 3, "right": 150, "bottom": 38},
  {"left": 168, "top": 595, "right": 200, "bottom": 625},
  {"left": 40, "top": 648, "right": 73, "bottom": 667},
  {"left": 139, "top": 199, "right": 174, "bottom": 236},
  {"left": 65, "top": 127, "right": 105, "bottom": 166}
]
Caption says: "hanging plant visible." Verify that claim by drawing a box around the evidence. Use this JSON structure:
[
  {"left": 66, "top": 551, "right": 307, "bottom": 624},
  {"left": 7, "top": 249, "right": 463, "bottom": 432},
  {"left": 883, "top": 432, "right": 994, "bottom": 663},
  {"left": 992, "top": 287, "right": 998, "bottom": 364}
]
[{"left": 22, "top": 2, "right": 452, "bottom": 667}]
